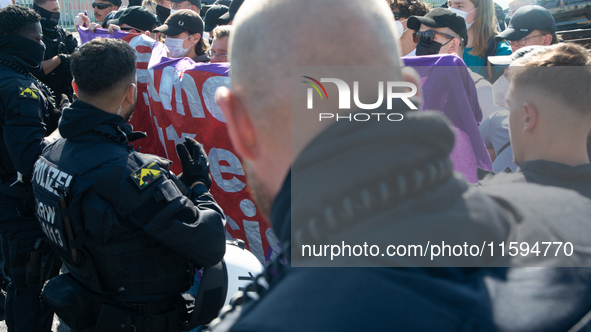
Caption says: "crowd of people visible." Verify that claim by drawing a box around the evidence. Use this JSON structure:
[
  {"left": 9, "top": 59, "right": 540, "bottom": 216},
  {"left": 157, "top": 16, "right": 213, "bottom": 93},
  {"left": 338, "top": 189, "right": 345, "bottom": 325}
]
[{"left": 0, "top": 0, "right": 591, "bottom": 330}]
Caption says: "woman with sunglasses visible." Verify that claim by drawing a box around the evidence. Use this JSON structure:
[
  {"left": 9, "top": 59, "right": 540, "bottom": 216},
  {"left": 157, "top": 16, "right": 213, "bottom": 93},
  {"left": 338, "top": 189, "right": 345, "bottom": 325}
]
[
  {"left": 448, "top": 0, "right": 511, "bottom": 79},
  {"left": 387, "top": 0, "right": 430, "bottom": 57}
]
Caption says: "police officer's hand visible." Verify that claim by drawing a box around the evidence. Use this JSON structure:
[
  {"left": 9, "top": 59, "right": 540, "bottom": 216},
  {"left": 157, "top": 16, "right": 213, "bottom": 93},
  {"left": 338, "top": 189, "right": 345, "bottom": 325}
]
[{"left": 175, "top": 137, "right": 212, "bottom": 189}]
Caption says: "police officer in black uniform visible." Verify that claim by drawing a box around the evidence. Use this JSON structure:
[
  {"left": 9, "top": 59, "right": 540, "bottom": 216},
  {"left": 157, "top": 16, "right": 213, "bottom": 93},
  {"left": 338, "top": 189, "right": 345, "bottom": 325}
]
[
  {"left": 32, "top": 38, "right": 226, "bottom": 332},
  {"left": 0, "top": 5, "right": 62, "bottom": 332},
  {"left": 32, "top": 0, "right": 78, "bottom": 108}
]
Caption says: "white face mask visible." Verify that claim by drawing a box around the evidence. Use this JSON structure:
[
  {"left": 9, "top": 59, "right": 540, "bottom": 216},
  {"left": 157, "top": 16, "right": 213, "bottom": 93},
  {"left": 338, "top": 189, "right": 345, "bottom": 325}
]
[
  {"left": 395, "top": 19, "right": 408, "bottom": 39},
  {"left": 448, "top": 7, "right": 477, "bottom": 30},
  {"left": 165, "top": 35, "right": 192, "bottom": 58},
  {"left": 492, "top": 73, "right": 510, "bottom": 108}
]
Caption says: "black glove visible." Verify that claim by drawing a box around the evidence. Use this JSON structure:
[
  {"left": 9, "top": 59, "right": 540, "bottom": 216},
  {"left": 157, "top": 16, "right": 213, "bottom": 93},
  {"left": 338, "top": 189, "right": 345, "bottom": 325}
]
[
  {"left": 57, "top": 53, "right": 71, "bottom": 70},
  {"left": 175, "top": 137, "right": 212, "bottom": 189}
]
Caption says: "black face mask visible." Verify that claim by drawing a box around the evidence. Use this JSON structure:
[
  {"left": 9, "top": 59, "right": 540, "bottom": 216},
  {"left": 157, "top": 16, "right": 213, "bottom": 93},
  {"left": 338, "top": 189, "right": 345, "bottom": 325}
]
[
  {"left": 0, "top": 34, "right": 46, "bottom": 72},
  {"left": 34, "top": 4, "right": 61, "bottom": 28},
  {"left": 156, "top": 5, "right": 170, "bottom": 25},
  {"left": 415, "top": 39, "right": 444, "bottom": 56}
]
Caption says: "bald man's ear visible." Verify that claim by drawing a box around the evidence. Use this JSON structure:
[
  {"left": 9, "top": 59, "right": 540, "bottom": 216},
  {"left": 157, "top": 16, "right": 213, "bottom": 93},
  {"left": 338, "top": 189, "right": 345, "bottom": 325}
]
[
  {"left": 401, "top": 66, "right": 422, "bottom": 101},
  {"left": 216, "top": 87, "right": 258, "bottom": 161},
  {"left": 522, "top": 102, "right": 537, "bottom": 133}
]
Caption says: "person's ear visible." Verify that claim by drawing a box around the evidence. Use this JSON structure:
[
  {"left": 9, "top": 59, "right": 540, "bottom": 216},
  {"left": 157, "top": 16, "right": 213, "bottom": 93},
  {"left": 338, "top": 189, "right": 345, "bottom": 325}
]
[
  {"left": 125, "top": 83, "right": 136, "bottom": 105},
  {"left": 448, "top": 38, "right": 460, "bottom": 53},
  {"left": 144, "top": 30, "right": 151, "bottom": 37},
  {"left": 72, "top": 80, "right": 79, "bottom": 95},
  {"left": 216, "top": 87, "right": 258, "bottom": 160},
  {"left": 522, "top": 102, "right": 537, "bottom": 132},
  {"left": 543, "top": 34, "right": 552, "bottom": 46},
  {"left": 192, "top": 33, "right": 201, "bottom": 43}
]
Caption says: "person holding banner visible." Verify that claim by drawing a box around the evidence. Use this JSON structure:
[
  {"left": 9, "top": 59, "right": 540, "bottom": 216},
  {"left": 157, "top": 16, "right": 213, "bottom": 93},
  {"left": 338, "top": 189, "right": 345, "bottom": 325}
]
[{"left": 155, "top": 9, "right": 210, "bottom": 62}]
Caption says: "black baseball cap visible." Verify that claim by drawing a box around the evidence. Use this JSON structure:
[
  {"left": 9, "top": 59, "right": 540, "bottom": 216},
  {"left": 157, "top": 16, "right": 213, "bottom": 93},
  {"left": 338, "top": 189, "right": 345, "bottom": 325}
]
[
  {"left": 170, "top": 0, "right": 202, "bottom": 8},
  {"left": 219, "top": 0, "right": 244, "bottom": 21},
  {"left": 496, "top": 5, "right": 556, "bottom": 41},
  {"left": 108, "top": 0, "right": 122, "bottom": 7},
  {"left": 407, "top": 8, "right": 468, "bottom": 45},
  {"left": 204, "top": 4, "right": 229, "bottom": 32},
  {"left": 154, "top": 9, "right": 204, "bottom": 36},
  {"left": 110, "top": 6, "right": 158, "bottom": 31}
]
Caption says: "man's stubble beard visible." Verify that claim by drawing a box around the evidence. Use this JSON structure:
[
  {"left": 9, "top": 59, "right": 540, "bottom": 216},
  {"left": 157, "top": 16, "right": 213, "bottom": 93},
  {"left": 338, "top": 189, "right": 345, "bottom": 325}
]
[{"left": 243, "top": 161, "right": 273, "bottom": 224}]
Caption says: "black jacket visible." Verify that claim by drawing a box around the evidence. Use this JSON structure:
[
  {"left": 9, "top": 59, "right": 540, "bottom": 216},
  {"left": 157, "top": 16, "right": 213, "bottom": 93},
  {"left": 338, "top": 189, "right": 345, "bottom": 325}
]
[
  {"left": 221, "top": 106, "right": 591, "bottom": 332},
  {"left": 0, "top": 34, "right": 55, "bottom": 185},
  {"left": 32, "top": 100, "right": 226, "bottom": 303}
]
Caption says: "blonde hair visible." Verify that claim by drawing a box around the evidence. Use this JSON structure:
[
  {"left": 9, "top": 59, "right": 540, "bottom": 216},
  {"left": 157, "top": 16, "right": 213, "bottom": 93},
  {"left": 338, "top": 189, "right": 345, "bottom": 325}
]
[
  {"left": 467, "top": 0, "right": 498, "bottom": 57},
  {"left": 510, "top": 43, "right": 591, "bottom": 114}
]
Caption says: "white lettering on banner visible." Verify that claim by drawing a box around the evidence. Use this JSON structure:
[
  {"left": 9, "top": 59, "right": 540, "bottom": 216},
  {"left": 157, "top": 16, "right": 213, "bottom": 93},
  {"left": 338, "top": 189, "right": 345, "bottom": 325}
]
[
  {"left": 243, "top": 220, "right": 265, "bottom": 263},
  {"left": 153, "top": 115, "right": 169, "bottom": 159},
  {"left": 208, "top": 148, "right": 246, "bottom": 193},
  {"left": 149, "top": 66, "right": 176, "bottom": 110},
  {"left": 176, "top": 74, "right": 205, "bottom": 118},
  {"left": 202, "top": 76, "right": 231, "bottom": 123},
  {"left": 129, "top": 35, "right": 156, "bottom": 84},
  {"left": 165, "top": 124, "right": 196, "bottom": 146},
  {"left": 225, "top": 214, "right": 240, "bottom": 231},
  {"left": 240, "top": 199, "right": 256, "bottom": 218}
]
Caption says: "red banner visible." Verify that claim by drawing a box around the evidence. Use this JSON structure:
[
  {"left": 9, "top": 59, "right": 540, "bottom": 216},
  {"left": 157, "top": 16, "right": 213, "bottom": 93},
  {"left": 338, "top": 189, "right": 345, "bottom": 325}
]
[{"left": 80, "top": 30, "right": 280, "bottom": 264}]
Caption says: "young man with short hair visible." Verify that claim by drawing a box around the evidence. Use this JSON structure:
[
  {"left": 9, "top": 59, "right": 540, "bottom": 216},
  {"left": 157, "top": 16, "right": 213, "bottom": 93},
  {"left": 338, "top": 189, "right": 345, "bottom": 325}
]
[
  {"left": 482, "top": 43, "right": 591, "bottom": 198},
  {"left": 496, "top": 5, "right": 557, "bottom": 52}
]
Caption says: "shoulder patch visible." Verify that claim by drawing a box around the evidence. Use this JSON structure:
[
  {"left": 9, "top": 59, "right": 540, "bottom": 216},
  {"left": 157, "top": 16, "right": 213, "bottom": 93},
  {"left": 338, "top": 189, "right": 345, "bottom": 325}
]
[
  {"left": 18, "top": 87, "right": 40, "bottom": 101},
  {"left": 130, "top": 162, "right": 163, "bottom": 190}
]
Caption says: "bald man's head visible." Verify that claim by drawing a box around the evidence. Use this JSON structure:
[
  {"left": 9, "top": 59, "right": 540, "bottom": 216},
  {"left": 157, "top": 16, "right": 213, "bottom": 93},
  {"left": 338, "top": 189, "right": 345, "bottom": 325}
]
[{"left": 229, "top": 0, "right": 404, "bottom": 144}]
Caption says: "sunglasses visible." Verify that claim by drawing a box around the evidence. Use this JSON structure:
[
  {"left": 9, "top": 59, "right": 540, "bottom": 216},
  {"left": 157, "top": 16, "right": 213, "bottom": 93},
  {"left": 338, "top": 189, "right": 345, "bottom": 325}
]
[
  {"left": 412, "top": 30, "right": 456, "bottom": 44},
  {"left": 120, "top": 27, "right": 143, "bottom": 33},
  {"left": 91, "top": 2, "right": 113, "bottom": 9}
]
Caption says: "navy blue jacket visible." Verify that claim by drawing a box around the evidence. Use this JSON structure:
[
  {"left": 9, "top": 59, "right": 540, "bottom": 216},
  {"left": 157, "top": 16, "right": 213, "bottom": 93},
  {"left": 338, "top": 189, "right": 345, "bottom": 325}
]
[
  {"left": 32, "top": 100, "right": 226, "bottom": 302},
  {"left": 0, "top": 34, "right": 55, "bottom": 183}
]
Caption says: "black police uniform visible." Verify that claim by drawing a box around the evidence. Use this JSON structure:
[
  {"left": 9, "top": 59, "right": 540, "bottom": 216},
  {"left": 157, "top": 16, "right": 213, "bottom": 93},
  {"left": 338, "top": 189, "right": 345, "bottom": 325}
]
[
  {"left": 33, "top": 4, "right": 79, "bottom": 108},
  {"left": 0, "top": 34, "right": 59, "bottom": 332},
  {"left": 32, "top": 100, "right": 226, "bottom": 332}
]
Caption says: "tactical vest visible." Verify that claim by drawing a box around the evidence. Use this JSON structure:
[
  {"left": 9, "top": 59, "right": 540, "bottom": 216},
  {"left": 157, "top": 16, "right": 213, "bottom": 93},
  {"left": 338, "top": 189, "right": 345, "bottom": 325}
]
[
  {"left": 38, "top": 27, "right": 74, "bottom": 98},
  {"left": 32, "top": 137, "right": 194, "bottom": 299},
  {"left": 0, "top": 59, "right": 53, "bottom": 181}
]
